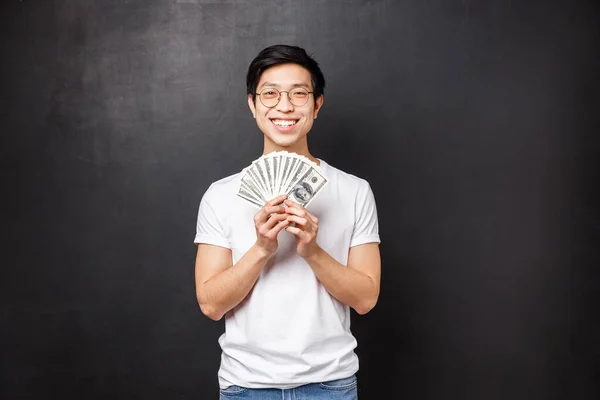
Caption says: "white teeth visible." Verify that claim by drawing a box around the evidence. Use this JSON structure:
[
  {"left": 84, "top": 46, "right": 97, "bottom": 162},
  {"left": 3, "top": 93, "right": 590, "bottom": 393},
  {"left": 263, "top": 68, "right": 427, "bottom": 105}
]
[{"left": 272, "top": 119, "right": 297, "bottom": 127}]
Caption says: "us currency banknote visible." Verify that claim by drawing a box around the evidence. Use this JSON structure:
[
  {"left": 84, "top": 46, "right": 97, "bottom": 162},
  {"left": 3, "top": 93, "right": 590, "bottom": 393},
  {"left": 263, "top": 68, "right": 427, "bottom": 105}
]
[{"left": 236, "top": 151, "right": 327, "bottom": 209}]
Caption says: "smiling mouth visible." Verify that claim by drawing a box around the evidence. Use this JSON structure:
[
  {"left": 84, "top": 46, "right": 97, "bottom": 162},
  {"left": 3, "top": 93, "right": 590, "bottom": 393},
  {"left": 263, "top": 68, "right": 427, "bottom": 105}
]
[{"left": 270, "top": 119, "right": 298, "bottom": 127}]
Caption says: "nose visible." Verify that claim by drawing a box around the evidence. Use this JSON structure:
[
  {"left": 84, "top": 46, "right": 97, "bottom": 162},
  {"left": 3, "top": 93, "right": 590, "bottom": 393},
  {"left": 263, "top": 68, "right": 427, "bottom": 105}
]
[{"left": 276, "top": 91, "right": 294, "bottom": 112}]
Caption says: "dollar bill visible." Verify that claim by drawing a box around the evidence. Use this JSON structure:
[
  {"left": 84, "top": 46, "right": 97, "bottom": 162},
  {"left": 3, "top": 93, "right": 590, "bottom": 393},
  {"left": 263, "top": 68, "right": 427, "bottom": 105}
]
[
  {"left": 286, "top": 165, "right": 328, "bottom": 207},
  {"left": 251, "top": 158, "right": 270, "bottom": 199},
  {"left": 237, "top": 152, "right": 327, "bottom": 209},
  {"left": 237, "top": 185, "right": 264, "bottom": 209},
  {"left": 262, "top": 156, "right": 275, "bottom": 199},
  {"left": 239, "top": 173, "right": 267, "bottom": 203},
  {"left": 279, "top": 153, "right": 292, "bottom": 196}
]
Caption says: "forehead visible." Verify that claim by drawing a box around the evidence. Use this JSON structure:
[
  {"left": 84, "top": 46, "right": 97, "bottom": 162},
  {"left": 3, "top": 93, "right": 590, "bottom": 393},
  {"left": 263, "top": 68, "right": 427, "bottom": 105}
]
[{"left": 257, "top": 63, "right": 312, "bottom": 89}]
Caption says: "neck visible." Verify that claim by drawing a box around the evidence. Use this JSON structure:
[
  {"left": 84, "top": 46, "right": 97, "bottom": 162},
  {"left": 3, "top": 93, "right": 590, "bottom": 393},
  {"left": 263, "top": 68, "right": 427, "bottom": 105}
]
[{"left": 263, "top": 138, "right": 319, "bottom": 166}]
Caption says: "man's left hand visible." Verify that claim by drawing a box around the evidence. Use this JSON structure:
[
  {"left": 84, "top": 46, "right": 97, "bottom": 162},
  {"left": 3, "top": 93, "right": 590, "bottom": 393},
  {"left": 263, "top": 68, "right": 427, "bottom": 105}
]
[{"left": 283, "top": 199, "right": 320, "bottom": 258}]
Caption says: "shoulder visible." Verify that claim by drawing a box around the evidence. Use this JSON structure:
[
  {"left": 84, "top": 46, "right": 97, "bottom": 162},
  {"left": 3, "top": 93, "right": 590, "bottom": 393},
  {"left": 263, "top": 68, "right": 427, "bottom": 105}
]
[
  {"left": 321, "top": 159, "right": 373, "bottom": 193},
  {"left": 201, "top": 172, "right": 241, "bottom": 205}
]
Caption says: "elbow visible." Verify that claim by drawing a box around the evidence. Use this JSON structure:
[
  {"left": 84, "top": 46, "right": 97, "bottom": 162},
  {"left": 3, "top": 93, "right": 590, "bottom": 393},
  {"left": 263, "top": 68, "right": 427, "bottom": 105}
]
[
  {"left": 354, "top": 303, "right": 375, "bottom": 315},
  {"left": 197, "top": 296, "right": 224, "bottom": 321},
  {"left": 199, "top": 303, "right": 223, "bottom": 321},
  {"left": 354, "top": 293, "right": 379, "bottom": 315},
  {"left": 354, "top": 300, "right": 377, "bottom": 315}
]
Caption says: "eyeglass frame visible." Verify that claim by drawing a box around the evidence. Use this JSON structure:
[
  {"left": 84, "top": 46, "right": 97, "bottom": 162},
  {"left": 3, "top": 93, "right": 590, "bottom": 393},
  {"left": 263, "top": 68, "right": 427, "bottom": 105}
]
[{"left": 254, "top": 87, "right": 315, "bottom": 108}]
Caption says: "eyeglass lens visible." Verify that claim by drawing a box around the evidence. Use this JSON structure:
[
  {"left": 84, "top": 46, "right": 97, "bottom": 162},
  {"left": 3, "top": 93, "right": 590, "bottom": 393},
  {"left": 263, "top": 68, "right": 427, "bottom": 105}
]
[{"left": 259, "top": 88, "right": 310, "bottom": 107}]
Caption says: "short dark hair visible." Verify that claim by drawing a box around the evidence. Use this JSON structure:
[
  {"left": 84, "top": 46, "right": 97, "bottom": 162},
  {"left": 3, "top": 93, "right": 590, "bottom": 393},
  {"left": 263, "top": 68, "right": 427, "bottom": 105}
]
[{"left": 246, "top": 44, "right": 326, "bottom": 104}]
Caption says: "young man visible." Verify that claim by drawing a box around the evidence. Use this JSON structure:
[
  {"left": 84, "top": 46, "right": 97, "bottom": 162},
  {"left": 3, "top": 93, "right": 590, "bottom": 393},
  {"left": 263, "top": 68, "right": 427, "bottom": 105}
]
[{"left": 194, "top": 44, "right": 381, "bottom": 399}]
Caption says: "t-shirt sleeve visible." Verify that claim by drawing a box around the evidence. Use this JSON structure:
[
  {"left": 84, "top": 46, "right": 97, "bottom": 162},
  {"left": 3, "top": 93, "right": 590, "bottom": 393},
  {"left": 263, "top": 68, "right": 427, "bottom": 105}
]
[
  {"left": 194, "top": 188, "right": 231, "bottom": 248},
  {"left": 350, "top": 181, "right": 381, "bottom": 247}
]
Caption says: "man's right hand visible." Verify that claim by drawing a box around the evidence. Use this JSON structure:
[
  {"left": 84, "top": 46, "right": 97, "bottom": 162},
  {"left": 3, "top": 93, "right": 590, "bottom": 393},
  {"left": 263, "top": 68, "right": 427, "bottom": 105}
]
[{"left": 254, "top": 194, "right": 289, "bottom": 254}]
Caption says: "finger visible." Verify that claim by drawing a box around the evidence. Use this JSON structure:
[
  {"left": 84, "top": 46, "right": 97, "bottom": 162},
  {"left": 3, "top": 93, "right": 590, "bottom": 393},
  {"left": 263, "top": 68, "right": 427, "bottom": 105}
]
[
  {"left": 286, "top": 215, "right": 308, "bottom": 227},
  {"left": 255, "top": 202, "right": 287, "bottom": 224},
  {"left": 299, "top": 207, "right": 317, "bottom": 224},
  {"left": 267, "top": 219, "right": 289, "bottom": 236},
  {"left": 284, "top": 204, "right": 307, "bottom": 217},
  {"left": 285, "top": 202, "right": 317, "bottom": 225},
  {"left": 283, "top": 199, "right": 303, "bottom": 210},
  {"left": 264, "top": 204, "right": 286, "bottom": 215},
  {"left": 285, "top": 225, "right": 307, "bottom": 239},
  {"left": 267, "top": 195, "right": 288, "bottom": 206},
  {"left": 262, "top": 213, "right": 288, "bottom": 231}
]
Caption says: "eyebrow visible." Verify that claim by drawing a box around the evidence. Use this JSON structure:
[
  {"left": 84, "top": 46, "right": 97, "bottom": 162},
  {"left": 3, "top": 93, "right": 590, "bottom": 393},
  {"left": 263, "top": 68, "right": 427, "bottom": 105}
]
[{"left": 258, "top": 82, "right": 311, "bottom": 90}]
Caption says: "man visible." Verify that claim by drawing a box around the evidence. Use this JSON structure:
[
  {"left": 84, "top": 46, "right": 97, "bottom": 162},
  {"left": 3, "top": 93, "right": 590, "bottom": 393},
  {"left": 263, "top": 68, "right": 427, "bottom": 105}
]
[{"left": 194, "top": 44, "right": 381, "bottom": 399}]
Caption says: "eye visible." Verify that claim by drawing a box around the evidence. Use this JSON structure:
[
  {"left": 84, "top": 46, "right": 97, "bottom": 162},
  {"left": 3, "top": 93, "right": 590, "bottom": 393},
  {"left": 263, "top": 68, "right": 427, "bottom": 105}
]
[
  {"left": 291, "top": 90, "right": 308, "bottom": 98},
  {"left": 261, "top": 90, "right": 278, "bottom": 98}
]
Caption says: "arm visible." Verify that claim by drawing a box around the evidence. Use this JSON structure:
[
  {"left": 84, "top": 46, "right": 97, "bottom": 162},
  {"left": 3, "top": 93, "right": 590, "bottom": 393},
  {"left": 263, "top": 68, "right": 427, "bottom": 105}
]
[
  {"left": 284, "top": 199, "right": 381, "bottom": 315},
  {"left": 195, "top": 243, "right": 270, "bottom": 321},
  {"left": 195, "top": 195, "right": 289, "bottom": 321},
  {"left": 304, "top": 243, "right": 380, "bottom": 315}
]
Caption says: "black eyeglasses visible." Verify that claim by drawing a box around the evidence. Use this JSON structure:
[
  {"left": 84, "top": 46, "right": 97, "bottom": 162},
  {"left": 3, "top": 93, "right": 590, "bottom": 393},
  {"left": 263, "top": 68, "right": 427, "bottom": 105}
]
[{"left": 255, "top": 88, "right": 314, "bottom": 107}]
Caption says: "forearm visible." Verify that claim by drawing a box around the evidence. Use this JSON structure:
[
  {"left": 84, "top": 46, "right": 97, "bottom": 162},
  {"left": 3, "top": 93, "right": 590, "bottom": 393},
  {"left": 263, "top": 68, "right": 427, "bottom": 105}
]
[
  {"left": 197, "top": 244, "right": 271, "bottom": 320},
  {"left": 305, "top": 247, "right": 379, "bottom": 314}
]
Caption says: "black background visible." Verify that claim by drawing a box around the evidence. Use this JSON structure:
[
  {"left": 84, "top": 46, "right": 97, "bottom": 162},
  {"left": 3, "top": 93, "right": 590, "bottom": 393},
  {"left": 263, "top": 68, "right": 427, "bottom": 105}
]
[{"left": 2, "top": 1, "right": 598, "bottom": 399}]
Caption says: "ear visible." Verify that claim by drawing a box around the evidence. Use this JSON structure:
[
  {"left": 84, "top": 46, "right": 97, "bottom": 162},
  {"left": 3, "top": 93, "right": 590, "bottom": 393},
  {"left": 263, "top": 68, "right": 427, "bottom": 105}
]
[
  {"left": 313, "top": 95, "right": 324, "bottom": 119},
  {"left": 248, "top": 94, "right": 256, "bottom": 118}
]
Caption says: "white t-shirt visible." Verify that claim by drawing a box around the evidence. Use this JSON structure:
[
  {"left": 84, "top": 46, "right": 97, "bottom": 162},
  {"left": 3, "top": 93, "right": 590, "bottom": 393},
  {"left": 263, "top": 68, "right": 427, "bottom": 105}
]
[{"left": 194, "top": 159, "right": 380, "bottom": 389}]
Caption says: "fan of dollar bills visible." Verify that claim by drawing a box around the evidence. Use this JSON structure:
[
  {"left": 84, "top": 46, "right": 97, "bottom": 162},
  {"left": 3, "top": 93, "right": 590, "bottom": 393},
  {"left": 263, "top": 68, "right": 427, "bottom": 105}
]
[{"left": 237, "top": 151, "right": 328, "bottom": 209}]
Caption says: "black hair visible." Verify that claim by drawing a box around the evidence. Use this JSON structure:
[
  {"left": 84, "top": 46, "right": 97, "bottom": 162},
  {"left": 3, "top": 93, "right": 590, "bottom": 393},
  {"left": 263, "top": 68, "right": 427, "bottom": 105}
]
[{"left": 246, "top": 44, "right": 326, "bottom": 104}]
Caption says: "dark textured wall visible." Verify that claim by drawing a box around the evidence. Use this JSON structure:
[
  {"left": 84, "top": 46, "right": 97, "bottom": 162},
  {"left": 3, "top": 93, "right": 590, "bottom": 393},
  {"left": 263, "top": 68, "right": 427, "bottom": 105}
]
[{"left": 2, "top": 1, "right": 598, "bottom": 399}]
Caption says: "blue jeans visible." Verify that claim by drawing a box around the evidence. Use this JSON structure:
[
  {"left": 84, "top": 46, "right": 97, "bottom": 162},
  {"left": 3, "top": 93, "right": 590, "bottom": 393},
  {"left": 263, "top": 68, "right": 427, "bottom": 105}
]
[{"left": 219, "top": 375, "right": 358, "bottom": 399}]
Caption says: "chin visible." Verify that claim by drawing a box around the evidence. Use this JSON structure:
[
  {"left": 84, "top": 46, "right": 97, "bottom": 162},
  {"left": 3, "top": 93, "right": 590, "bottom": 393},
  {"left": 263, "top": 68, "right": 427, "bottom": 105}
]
[{"left": 268, "top": 134, "right": 304, "bottom": 148}]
